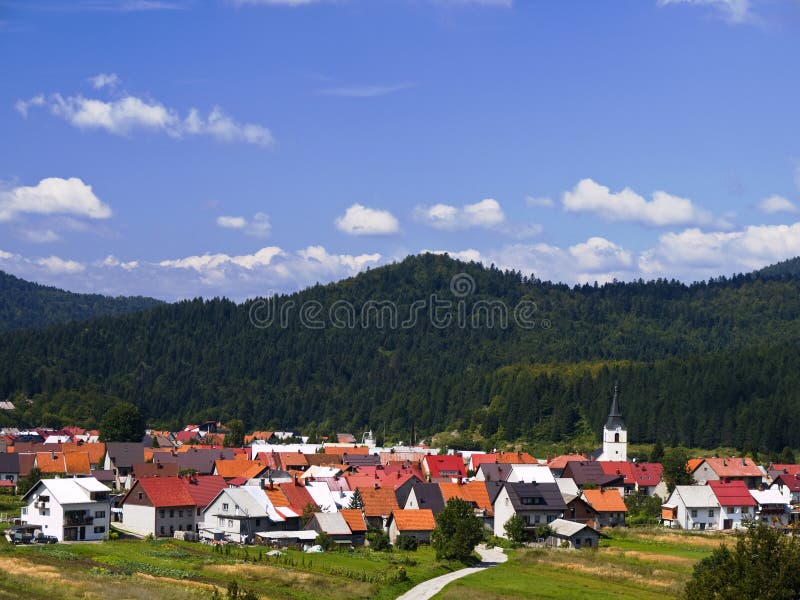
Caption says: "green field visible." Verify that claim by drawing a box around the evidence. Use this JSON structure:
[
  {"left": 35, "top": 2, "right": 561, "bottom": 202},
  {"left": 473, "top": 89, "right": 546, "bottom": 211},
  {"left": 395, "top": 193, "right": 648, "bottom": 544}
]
[
  {"left": 0, "top": 533, "right": 459, "bottom": 600},
  {"left": 0, "top": 523, "right": 728, "bottom": 600},
  {"left": 434, "top": 528, "right": 727, "bottom": 600}
]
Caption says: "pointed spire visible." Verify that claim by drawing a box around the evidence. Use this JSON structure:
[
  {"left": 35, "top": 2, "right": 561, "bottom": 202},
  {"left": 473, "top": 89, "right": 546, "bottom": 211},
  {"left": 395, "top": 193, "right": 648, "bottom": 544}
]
[{"left": 605, "top": 383, "right": 625, "bottom": 429}]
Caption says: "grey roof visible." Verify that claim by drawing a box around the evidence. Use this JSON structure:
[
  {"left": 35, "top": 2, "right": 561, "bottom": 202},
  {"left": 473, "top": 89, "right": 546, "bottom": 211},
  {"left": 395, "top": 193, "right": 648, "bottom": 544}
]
[
  {"left": 605, "top": 385, "right": 625, "bottom": 430},
  {"left": 485, "top": 480, "right": 506, "bottom": 505},
  {"left": 405, "top": 481, "right": 446, "bottom": 515},
  {"left": 477, "top": 463, "right": 512, "bottom": 482},
  {"left": 105, "top": 443, "right": 145, "bottom": 469},
  {"left": 0, "top": 452, "right": 20, "bottom": 473},
  {"left": 342, "top": 453, "right": 380, "bottom": 467},
  {"left": 549, "top": 518, "right": 596, "bottom": 538},
  {"left": 672, "top": 485, "right": 719, "bottom": 508},
  {"left": 154, "top": 448, "right": 234, "bottom": 474},
  {"left": 305, "top": 512, "right": 351, "bottom": 536},
  {"left": 504, "top": 482, "right": 567, "bottom": 512}
]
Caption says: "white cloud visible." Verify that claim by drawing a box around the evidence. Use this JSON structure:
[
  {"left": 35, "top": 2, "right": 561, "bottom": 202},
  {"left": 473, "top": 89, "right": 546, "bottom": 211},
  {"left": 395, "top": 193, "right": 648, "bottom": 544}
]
[
  {"left": 216, "top": 213, "right": 272, "bottom": 238},
  {"left": 335, "top": 204, "right": 399, "bottom": 236},
  {"left": 36, "top": 256, "right": 85, "bottom": 274},
  {"left": 319, "top": 83, "right": 416, "bottom": 98},
  {"left": 569, "top": 237, "right": 633, "bottom": 273},
  {"left": 18, "top": 90, "right": 274, "bottom": 147},
  {"left": 19, "top": 229, "right": 61, "bottom": 243},
  {"left": 657, "top": 0, "right": 753, "bottom": 23},
  {"left": 15, "top": 94, "right": 44, "bottom": 118},
  {"left": 88, "top": 73, "right": 120, "bottom": 89},
  {"left": 0, "top": 177, "right": 111, "bottom": 222},
  {"left": 415, "top": 198, "right": 505, "bottom": 230},
  {"left": 100, "top": 255, "right": 139, "bottom": 271},
  {"left": 757, "top": 195, "right": 797, "bottom": 214},
  {"left": 562, "top": 178, "right": 727, "bottom": 228},
  {"left": 526, "top": 196, "right": 554, "bottom": 208}
]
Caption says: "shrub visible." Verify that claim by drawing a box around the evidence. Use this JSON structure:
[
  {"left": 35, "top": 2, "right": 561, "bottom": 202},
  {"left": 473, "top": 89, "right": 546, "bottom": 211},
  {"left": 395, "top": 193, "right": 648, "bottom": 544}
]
[
  {"left": 366, "top": 528, "right": 390, "bottom": 552},
  {"left": 395, "top": 535, "right": 419, "bottom": 551}
]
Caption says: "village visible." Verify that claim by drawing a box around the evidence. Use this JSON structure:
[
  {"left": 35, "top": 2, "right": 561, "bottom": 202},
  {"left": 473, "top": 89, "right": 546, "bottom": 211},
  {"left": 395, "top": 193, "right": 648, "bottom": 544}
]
[{"left": 1, "top": 391, "right": 798, "bottom": 555}]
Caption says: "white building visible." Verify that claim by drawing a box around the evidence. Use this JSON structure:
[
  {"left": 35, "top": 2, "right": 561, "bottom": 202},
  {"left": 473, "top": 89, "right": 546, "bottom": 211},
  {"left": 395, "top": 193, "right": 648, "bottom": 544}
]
[
  {"left": 662, "top": 485, "right": 720, "bottom": 530},
  {"left": 201, "top": 486, "right": 300, "bottom": 544},
  {"left": 597, "top": 386, "right": 627, "bottom": 462},
  {"left": 20, "top": 477, "right": 111, "bottom": 542}
]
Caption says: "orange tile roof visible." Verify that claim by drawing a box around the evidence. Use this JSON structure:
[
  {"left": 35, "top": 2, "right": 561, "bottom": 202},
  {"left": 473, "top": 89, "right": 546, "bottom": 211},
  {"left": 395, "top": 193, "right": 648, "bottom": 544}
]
[
  {"left": 391, "top": 509, "right": 436, "bottom": 531},
  {"left": 686, "top": 458, "right": 705, "bottom": 474},
  {"left": 60, "top": 442, "right": 106, "bottom": 465},
  {"left": 214, "top": 459, "right": 266, "bottom": 479},
  {"left": 340, "top": 509, "right": 367, "bottom": 532},
  {"left": 263, "top": 486, "right": 290, "bottom": 507},
  {"left": 471, "top": 452, "right": 538, "bottom": 468},
  {"left": 438, "top": 482, "right": 493, "bottom": 515},
  {"left": 277, "top": 452, "right": 309, "bottom": 469},
  {"left": 701, "top": 457, "right": 762, "bottom": 478},
  {"left": 547, "top": 454, "right": 588, "bottom": 470},
  {"left": 583, "top": 488, "right": 628, "bottom": 513},
  {"left": 64, "top": 452, "right": 91, "bottom": 475},
  {"left": 357, "top": 486, "right": 399, "bottom": 517},
  {"left": 36, "top": 451, "right": 90, "bottom": 475},
  {"left": 323, "top": 446, "right": 370, "bottom": 456}
]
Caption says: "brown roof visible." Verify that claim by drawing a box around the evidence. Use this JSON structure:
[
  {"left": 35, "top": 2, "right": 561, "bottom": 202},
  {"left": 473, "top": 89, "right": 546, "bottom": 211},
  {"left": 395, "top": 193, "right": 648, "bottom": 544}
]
[
  {"left": 358, "top": 486, "right": 399, "bottom": 517},
  {"left": 340, "top": 509, "right": 367, "bottom": 532},
  {"left": 391, "top": 509, "right": 436, "bottom": 531}
]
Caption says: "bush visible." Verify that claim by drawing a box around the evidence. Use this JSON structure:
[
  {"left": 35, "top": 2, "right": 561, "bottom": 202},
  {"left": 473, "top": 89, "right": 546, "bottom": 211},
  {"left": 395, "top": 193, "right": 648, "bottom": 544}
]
[
  {"left": 315, "top": 531, "right": 335, "bottom": 551},
  {"left": 366, "top": 528, "right": 390, "bottom": 552},
  {"left": 395, "top": 535, "right": 419, "bottom": 551},
  {"left": 503, "top": 514, "right": 527, "bottom": 545},
  {"left": 431, "top": 498, "right": 484, "bottom": 561}
]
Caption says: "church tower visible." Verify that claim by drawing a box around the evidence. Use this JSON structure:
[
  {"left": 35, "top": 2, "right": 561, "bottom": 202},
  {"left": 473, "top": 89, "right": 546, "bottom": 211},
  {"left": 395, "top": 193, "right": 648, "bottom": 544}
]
[{"left": 602, "top": 384, "right": 627, "bottom": 461}]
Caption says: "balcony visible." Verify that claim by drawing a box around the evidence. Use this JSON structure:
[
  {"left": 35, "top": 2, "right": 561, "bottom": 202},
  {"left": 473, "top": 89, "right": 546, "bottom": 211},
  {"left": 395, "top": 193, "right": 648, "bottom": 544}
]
[{"left": 64, "top": 513, "right": 94, "bottom": 526}]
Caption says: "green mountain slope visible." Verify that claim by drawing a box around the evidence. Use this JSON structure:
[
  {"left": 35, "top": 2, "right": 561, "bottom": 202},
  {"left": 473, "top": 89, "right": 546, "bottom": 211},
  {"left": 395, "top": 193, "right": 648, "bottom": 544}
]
[
  {"left": 0, "top": 270, "right": 163, "bottom": 332},
  {"left": 1, "top": 253, "right": 800, "bottom": 451}
]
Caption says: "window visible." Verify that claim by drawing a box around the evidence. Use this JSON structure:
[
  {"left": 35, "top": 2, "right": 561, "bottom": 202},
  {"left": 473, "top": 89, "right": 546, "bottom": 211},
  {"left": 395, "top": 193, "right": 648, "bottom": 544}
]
[
  {"left": 197, "top": 508, "right": 201, "bottom": 516},
  {"left": 547, "top": 515, "right": 555, "bottom": 523},
  {"left": 708, "top": 510, "right": 715, "bottom": 518},
  {"left": 222, "top": 503, "right": 229, "bottom": 511},
  {"left": 521, "top": 497, "right": 545, "bottom": 506},
  {"left": 21, "top": 507, "right": 26, "bottom": 516},
  {"left": 179, "top": 510, "right": 183, "bottom": 518},
  {"left": 614, "top": 433, "right": 620, "bottom": 443},
  {"left": 255, "top": 519, "right": 261, "bottom": 527},
  {"left": 178, "top": 525, "right": 183, "bottom": 531},
  {"left": 218, "top": 517, "right": 224, "bottom": 527},
  {"left": 691, "top": 509, "right": 698, "bottom": 518},
  {"left": 170, "top": 509, "right": 175, "bottom": 518},
  {"left": 159, "top": 510, "right": 165, "bottom": 518},
  {"left": 742, "top": 507, "right": 749, "bottom": 514},
  {"left": 160, "top": 526, "right": 165, "bottom": 534},
  {"left": 170, "top": 526, "right": 174, "bottom": 533},
  {"left": 228, "top": 519, "right": 233, "bottom": 527},
  {"left": 94, "top": 526, "right": 105, "bottom": 534},
  {"left": 534, "top": 515, "right": 541, "bottom": 524},
  {"left": 138, "top": 492, "right": 143, "bottom": 500},
  {"left": 95, "top": 511, "right": 106, "bottom": 519}
]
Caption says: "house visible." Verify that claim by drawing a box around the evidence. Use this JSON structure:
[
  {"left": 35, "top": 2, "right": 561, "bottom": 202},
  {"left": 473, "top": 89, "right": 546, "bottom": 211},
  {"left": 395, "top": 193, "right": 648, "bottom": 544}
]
[
  {"left": 201, "top": 486, "right": 301, "bottom": 544},
  {"left": 439, "top": 481, "right": 494, "bottom": 520},
  {"left": 582, "top": 488, "right": 627, "bottom": 528},
  {"left": 545, "top": 518, "right": 601, "bottom": 549},
  {"left": 422, "top": 455, "right": 466, "bottom": 482},
  {"left": 493, "top": 482, "right": 567, "bottom": 540},
  {"left": 401, "top": 481, "right": 446, "bottom": 516},
  {"left": 304, "top": 512, "right": 354, "bottom": 545},
  {"left": 0, "top": 453, "right": 20, "bottom": 483},
  {"left": 357, "top": 486, "right": 399, "bottom": 530},
  {"left": 104, "top": 443, "right": 145, "bottom": 489},
  {"left": 750, "top": 488, "right": 790, "bottom": 527},
  {"left": 598, "top": 461, "right": 666, "bottom": 497},
  {"left": 771, "top": 473, "right": 800, "bottom": 505},
  {"left": 339, "top": 509, "right": 368, "bottom": 546},
  {"left": 662, "top": 485, "right": 720, "bottom": 530},
  {"left": 20, "top": 476, "right": 111, "bottom": 542},
  {"left": 708, "top": 480, "right": 757, "bottom": 530},
  {"left": 561, "top": 461, "right": 625, "bottom": 490},
  {"left": 120, "top": 477, "right": 199, "bottom": 537},
  {"left": 691, "top": 458, "right": 763, "bottom": 489},
  {"left": 387, "top": 509, "right": 436, "bottom": 544},
  {"left": 564, "top": 494, "right": 600, "bottom": 527}
]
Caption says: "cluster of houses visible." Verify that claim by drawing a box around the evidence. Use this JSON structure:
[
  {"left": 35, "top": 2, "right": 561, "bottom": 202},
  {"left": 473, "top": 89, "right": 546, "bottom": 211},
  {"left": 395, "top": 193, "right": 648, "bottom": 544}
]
[{"left": 3, "top": 394, "right": 800, "bottom": 548}]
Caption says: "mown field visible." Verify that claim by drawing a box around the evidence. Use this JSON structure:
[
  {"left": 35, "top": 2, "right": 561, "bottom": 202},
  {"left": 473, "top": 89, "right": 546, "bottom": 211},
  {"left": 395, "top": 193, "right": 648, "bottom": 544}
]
[{"left": 435, "top": 527, "right": 727, "bottom": 600}]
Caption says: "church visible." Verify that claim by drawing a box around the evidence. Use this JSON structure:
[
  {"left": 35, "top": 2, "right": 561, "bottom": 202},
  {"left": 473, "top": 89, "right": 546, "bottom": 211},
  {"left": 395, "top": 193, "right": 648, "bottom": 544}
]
[{"left": 596, "top": 386, "right": 627, "bottom": 462}]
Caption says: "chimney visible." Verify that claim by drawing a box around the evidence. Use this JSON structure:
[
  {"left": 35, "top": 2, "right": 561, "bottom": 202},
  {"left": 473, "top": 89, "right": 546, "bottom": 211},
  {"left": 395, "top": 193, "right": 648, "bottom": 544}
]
[{"left": 293, "top": 475, "right": 298, "bottom": 486}]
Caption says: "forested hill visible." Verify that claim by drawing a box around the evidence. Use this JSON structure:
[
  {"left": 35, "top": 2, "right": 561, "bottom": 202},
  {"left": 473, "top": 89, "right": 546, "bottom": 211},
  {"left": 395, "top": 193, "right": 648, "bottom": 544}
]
[
  {"left": 3, "top": 253, "right": 800, "bottom": 451},
  {"left": 0, "top": 270, "right": 163, "bottom": 332}
]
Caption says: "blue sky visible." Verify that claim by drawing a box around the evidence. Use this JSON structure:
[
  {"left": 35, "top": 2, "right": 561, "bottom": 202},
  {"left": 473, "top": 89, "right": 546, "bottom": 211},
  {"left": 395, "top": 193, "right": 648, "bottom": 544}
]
[{"left": 1, "top": 0, "right": 799, "bottom": 300}]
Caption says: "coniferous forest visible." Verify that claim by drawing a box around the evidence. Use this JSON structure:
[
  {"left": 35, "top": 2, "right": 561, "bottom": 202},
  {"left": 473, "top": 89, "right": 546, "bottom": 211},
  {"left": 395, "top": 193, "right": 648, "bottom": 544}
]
[{"left": 2, "top": 253, "right": 800, "bottom": 451}]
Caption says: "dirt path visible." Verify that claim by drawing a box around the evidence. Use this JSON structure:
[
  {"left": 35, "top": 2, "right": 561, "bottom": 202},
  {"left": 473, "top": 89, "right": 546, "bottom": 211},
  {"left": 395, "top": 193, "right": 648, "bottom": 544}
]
[{"left": 395, "top": 544, "right": 507, "bottom": 600}]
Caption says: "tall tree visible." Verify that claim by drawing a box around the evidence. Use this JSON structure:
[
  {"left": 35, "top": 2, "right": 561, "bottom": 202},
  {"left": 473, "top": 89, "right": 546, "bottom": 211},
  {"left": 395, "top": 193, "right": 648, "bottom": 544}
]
[
  {"left": 431, "top": 498, "right": 484, "bottom": 561},
  {"left": 224, "top": 420, "right": 245, "bottom": 448},
  {"left": 100, "top": 402, "right": 145, "bottom": 442}
]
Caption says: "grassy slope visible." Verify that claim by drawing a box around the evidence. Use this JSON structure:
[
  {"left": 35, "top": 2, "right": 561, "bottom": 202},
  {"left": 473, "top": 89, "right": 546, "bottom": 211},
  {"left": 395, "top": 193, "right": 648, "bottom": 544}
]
[
  {"left": 0, "top": 536, "right": 457, "bottom": 600},
  {"left": 434, "top": 528, "right": 726, "bottom": 600}
]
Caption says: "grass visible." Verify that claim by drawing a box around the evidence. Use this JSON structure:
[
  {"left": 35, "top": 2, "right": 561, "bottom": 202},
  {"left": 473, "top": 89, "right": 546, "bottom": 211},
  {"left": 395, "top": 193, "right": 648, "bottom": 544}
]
[
  {"left": 0, "top": 534, "right": 459, "bottom": 600},
  {"left": 434, "top": 527, "right": 729, "bottom": 600}
]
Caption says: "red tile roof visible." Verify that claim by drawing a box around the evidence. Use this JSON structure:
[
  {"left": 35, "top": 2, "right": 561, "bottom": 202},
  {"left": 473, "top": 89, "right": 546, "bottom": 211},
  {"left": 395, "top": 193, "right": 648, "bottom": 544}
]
[
  {"left": 279, "top": 481, "right": 316, "bottom": 513},
  {"left": 709, "top": 480, "right": 757, "bottom": 507},
  {"left": 182, "top": 475, "right": 227, "bottom": 508},
  {"left": 131, "top": 477, "right": 196, "bottom": 508},
  {"left": 700, "top": 458, "right": 762, "bottom": 478},
  {"left": 598, "top": 461, "right": 663, "bottom": 487},
  {"left": 773, "top": 473, "right": 800, "bottom": 492},
  {"left": 423, "top": 455, "right": 466, "bottom": 479}
]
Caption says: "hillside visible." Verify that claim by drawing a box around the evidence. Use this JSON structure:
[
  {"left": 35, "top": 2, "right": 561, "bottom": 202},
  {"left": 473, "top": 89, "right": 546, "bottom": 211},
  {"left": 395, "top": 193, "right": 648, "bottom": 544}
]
[
  {"left": 2, "top": 253, "right": 800, "bottom": 451},
  {"left": 0, "top": 270, "right": 163, "bottom": 332}
]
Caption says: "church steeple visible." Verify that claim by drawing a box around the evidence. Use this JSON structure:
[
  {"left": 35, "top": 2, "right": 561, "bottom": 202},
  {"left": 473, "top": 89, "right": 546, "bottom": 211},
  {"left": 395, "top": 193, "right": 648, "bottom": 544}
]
[{"left": 605, "top": 383, "right": 625, "bottom": 430}]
